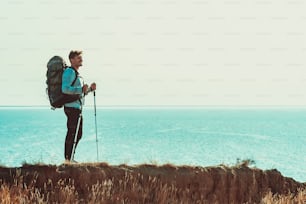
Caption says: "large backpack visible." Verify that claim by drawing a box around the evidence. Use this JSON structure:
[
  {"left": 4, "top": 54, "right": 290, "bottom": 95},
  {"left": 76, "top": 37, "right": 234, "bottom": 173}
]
[{"left": 46, "top": 56, "right": 81, "bottom": 109}]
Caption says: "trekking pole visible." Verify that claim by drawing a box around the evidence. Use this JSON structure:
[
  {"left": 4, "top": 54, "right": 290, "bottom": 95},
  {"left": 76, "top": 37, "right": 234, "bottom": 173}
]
[
  {"left": 71, "top": 99, "right": 83, "bottom": 162},
  {"left": 94, "top": 91, "right": 99, "bottom": 162}
]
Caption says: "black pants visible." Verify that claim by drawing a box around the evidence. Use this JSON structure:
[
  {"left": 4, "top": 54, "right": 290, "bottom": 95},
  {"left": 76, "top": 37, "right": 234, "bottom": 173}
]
[{"left": 64, "top": 107, "right": 83, "bottom": 160}]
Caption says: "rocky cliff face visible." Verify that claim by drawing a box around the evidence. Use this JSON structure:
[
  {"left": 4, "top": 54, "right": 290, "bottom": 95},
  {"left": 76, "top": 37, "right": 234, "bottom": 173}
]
[{"left": 0, "top": 163, "right": 305, "bottom": 203}]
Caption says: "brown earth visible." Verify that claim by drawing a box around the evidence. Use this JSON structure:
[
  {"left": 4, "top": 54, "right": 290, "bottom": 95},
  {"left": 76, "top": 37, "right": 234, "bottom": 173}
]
[{"left": 0, "top": 162, "right": 305, "bottom": 203}]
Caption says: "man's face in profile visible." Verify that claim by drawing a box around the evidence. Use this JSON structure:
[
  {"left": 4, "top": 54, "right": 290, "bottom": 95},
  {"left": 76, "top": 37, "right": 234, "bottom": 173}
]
[{"left": 70, "top": 54, "right": 83, "bottom": 67}]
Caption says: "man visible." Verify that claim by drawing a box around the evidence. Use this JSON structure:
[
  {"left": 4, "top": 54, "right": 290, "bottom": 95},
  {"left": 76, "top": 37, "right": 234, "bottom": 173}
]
[{"left": 62, "top": 50, "right": 96, "bottom": 163}]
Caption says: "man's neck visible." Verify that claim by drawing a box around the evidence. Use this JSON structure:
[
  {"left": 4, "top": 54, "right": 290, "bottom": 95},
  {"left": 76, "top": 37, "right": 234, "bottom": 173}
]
[{"left": 71, "top": 65, "right": 79, "bottom": 71}]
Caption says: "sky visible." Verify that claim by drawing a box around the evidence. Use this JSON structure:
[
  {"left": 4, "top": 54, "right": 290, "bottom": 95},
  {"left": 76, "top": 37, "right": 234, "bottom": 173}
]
[{"left": 1, "top": 0, "right": 306, "bottom": 106}]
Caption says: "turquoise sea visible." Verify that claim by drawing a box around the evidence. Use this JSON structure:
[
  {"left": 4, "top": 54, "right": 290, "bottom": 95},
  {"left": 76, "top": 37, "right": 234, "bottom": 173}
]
[{"left": 0, "top": 107, "right": 305, "bottom": 182}]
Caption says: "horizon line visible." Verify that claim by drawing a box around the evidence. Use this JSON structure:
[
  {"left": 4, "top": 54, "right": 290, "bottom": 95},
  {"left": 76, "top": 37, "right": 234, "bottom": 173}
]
[{"left": 2, "top": 105, "right": 306, "bottom": 109}]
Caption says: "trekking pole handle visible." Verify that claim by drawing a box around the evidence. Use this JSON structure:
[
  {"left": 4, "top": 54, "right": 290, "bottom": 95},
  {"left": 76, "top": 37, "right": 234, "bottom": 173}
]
[{"left": 85, "top": 87, "right": 93, "bottom": 95}]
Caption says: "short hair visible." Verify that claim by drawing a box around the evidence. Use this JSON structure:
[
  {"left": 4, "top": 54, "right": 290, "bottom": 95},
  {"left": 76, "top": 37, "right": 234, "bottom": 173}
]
[{"left": 69, "top": 50, "right": 83, "bottom": 59}]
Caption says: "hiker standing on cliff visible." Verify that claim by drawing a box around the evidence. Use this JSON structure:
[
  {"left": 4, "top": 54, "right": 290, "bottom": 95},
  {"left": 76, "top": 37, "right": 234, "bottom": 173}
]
[{"left": 62, "top": 50, "right": 96, "bottom": 163}]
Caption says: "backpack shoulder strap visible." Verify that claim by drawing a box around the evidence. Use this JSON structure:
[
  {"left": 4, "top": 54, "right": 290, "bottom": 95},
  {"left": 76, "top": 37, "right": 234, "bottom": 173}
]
[
  {"left": 67, "top": 67, "right": 79, "bottom": 86},
  {"left": 66, "top": 67, "right": 82, "bottom": 105}
]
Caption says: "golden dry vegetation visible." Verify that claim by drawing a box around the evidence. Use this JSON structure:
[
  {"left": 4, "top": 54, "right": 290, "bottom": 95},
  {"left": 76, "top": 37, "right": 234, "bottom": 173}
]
[{"left": 0, "top": 162, "right": 305, "bottom": 204}]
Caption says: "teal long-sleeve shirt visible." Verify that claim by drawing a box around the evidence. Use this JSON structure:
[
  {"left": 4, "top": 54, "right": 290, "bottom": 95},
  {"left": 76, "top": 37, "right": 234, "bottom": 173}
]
[{"left": 61, "top": 67, "right": 84, "bottom": 110}]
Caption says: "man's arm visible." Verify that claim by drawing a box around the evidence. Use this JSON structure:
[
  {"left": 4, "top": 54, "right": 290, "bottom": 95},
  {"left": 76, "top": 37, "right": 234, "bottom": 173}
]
[{"left": 62, "top": 68, "right": 82, "bottom": 95}]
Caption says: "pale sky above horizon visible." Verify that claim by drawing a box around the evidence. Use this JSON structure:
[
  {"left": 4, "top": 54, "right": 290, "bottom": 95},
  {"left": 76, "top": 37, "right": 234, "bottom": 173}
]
[{"left": 1, "top": 0, "right": 306, "bottom": 106}]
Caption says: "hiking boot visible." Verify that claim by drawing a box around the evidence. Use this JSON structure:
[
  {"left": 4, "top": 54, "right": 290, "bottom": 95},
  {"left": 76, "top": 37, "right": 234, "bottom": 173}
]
[{"left": 64, "top": 159, "right": 71, "bottom": 164}]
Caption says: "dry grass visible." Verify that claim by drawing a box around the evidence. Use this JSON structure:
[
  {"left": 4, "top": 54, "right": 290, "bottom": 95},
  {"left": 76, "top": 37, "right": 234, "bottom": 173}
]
[
  {"left": 0, "top": 174, "right": 204, "bottom": 203},
  {"left": 261, "top": 188, "right": 306, "bottom": 204},
  {"left": 1, "top": 179, "right": 305, "bottom": 204},
  {"left": 0, "top": 162, "right": 305, "bottom": 204}
]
